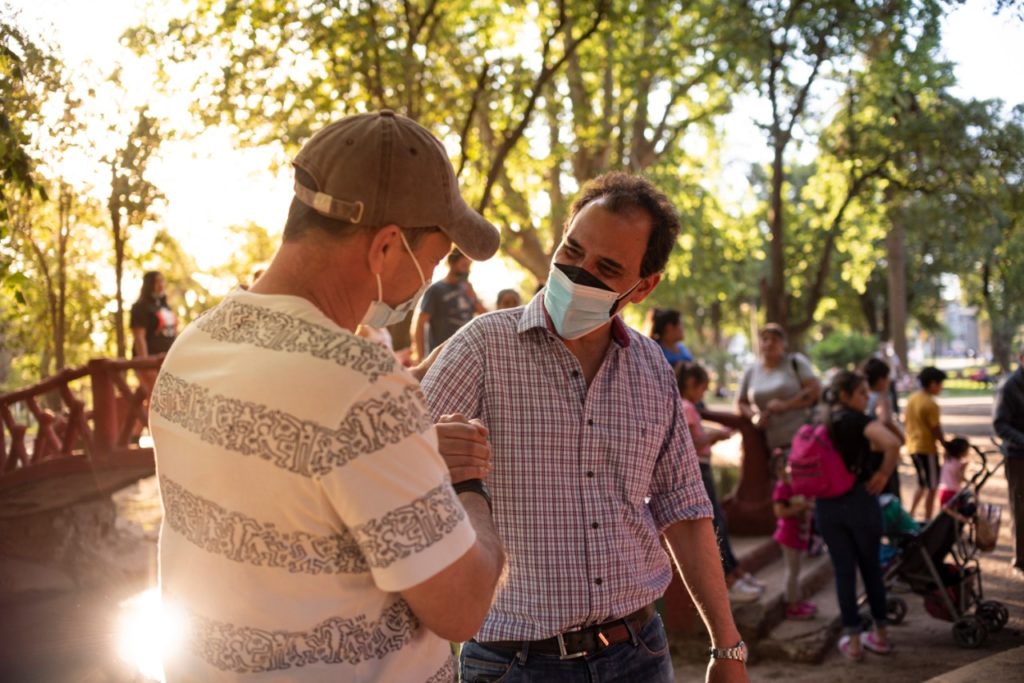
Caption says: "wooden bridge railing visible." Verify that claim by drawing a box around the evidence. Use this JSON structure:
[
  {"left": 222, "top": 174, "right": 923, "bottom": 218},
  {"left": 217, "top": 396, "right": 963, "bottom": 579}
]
[{"left": 0, "top": 357, "right": 163, "bottom": 511}]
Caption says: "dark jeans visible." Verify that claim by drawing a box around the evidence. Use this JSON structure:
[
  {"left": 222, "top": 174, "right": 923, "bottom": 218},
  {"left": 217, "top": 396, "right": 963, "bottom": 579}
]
[
  {"left": 459, "top": 613, "right": 673, "bottom": 682},
  {"left": 699, "top": 462, "right": 738, "bottom": 575},
  {"left": 815, "top": 483, "right": 889, "bottom": 634},
  {"left": 1007, "top": 456, "right": 1024, "bottom": 569}
]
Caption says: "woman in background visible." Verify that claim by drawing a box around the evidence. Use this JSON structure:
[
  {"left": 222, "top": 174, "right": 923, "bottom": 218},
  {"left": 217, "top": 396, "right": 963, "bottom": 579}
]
[
  {"left": 648, "top": 308, "right": 693, "bottom": 367},
  {"left": 130, "top": 270, "right": 177, "bottom": 359}
]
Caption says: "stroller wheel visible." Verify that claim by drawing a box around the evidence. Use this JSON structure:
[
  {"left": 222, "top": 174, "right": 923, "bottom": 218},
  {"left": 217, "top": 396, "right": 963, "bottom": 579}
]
[
  {"left": 952, "top": 616, "right": 988, "bottom": 648},
  {"left": 886, "top": 596, "right": 908, "bottom": 625},
  {"left": 977, "top": 601, "right": 1009, "bottom": 632}
]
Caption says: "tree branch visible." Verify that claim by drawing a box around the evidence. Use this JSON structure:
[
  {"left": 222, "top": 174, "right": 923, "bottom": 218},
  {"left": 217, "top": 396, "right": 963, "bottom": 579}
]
[
  {"left": 476, "top": 0, "right": 609, "bottom": 214},
  {"left": 455, "top": 59, "right": 492, "bottom": 179}
]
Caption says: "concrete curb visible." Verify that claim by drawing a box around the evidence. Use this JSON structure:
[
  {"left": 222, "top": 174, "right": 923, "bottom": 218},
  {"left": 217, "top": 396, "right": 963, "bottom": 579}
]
[{"left": 924, "top": 645, "right": 1024, "bottom": 682}]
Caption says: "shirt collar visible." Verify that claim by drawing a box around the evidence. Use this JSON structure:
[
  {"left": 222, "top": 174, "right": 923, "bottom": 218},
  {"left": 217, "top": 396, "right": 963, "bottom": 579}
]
[{"left": 517, "top": 292, "right": 631, "bottom": 348}]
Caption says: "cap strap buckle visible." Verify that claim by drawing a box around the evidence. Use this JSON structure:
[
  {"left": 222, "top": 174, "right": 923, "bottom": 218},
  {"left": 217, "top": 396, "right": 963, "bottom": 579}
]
[{"left": 294, "top": 181, "right": 365, "bottom": 224}]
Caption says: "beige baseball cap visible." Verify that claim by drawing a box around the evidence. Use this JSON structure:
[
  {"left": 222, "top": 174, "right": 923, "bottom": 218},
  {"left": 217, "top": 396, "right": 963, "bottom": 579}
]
[{"left": 292, "top": 110, "right": 500, "bottom": 261}]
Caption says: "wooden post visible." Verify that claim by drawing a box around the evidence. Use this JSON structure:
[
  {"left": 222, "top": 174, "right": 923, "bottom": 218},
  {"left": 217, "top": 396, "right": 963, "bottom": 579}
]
[{"left": 89, "top": 359, "right": 117, "bottom": 458}]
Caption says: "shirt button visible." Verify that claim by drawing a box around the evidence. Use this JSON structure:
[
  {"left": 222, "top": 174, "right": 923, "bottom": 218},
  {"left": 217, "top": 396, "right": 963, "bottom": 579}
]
[
  {"left": 587, "top": 419, "right": 594, "bottom": 426},
  {"left": 571, "top": 370, "right": 580, "bottom": 378},
  {"left": 591, "top": 522, "right": 599, "bottom": 529},
  {"left": 595, "top": 578, "right": 603, "bottom": 586},
  {"left": 586, "top": 471, "right": 594, "bottom": 478}
]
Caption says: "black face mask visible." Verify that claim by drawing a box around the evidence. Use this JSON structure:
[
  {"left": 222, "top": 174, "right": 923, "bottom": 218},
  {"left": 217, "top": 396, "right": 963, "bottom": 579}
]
[{"left": 554, "top": 262, "right": 614, "bottom": 292}]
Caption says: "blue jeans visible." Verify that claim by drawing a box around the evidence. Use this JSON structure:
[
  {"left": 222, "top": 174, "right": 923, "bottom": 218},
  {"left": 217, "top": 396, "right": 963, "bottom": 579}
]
[
  {"left": 815, "top": 483, "right": 889, "bottom": 634},
  {"left": 459, "top": 613, "right": 673, "bottom": 682},
  {"left": 700, "top": 462, "right": 738, "bottom": 575}
]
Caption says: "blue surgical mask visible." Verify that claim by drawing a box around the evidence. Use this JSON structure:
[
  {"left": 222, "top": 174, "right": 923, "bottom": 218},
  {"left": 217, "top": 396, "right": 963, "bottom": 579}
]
[
  {"left": 361, "top": 232, "right": 428, "bottom": 328},
  {"left": 543, "top": 263, "right": 641, "bottom": 339}
]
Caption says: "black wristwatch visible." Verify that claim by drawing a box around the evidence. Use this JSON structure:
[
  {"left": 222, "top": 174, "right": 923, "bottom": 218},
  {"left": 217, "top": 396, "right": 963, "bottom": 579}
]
[
  {"left": 453, "top": 478, "right": 493, "bottom": 513},
  {"left": 709, "top": 639, "right": 748, "bottom": 663}
]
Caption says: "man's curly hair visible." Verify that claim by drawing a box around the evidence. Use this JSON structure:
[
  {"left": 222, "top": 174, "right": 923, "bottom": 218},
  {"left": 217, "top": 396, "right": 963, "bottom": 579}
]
[{"left": 565, "top": 172, "right": 680, "bottom": 277}]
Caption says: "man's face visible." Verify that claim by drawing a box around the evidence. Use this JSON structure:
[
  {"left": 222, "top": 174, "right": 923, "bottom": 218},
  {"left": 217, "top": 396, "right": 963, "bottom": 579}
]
[
  {"left": 388, "top": 231, "right": 450, "bottom": 305},
  {"left": 450, "top": 255, "right": 471, "bottom": 280},
  {"left": 497, "top": 291, "right": 521, "bottom": 309},
  {"left": 928, "top": 381, "right": 944, "bottom": 396},
  {"left": 553, "top": 199, "right": 657, "bottom": 309}
]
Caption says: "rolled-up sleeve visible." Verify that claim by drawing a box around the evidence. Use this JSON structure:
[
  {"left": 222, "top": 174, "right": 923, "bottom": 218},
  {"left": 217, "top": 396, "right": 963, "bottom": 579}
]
[{"left": 648, "top": 374, "right": 713, "bottom": 532}]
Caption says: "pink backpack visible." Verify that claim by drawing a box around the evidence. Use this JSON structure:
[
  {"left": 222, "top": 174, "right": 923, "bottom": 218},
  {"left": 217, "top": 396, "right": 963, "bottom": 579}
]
[{"left": 788, "top": 423, "right": 856, "bottom": 499}]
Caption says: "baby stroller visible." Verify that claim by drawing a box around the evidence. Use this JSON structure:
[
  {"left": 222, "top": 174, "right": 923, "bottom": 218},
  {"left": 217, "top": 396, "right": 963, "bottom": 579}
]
[{"left": 873, "top": 442, "right": 1007, "bottom": 648}]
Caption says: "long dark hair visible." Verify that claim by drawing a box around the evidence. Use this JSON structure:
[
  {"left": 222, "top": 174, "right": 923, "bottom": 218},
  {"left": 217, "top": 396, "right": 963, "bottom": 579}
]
[
  {"left": 138, "top": 271, "right": 163, "bottom": 302},
  {"left": 819, "top": 369, "right": 866, "bottom": 428},
  {"left": 648, "top": 308, "right": 680, "bottom": 341}
]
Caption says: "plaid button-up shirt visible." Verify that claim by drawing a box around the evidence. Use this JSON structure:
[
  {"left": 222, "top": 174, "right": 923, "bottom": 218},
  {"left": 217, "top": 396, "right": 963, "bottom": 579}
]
[{"left": 421, "top": 294, "right": 712, "bottom": 642}]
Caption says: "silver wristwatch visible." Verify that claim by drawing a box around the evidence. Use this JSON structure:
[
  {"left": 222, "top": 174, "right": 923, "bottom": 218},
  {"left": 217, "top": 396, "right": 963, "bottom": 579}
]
[{"left": 709, "top": 639, "right": 748, "bottom": 663}]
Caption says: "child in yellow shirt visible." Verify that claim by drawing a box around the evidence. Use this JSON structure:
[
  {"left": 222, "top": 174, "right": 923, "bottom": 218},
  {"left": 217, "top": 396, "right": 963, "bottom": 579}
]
[{"left": 905, "top": 367, "right": 948, "bottom": 521}]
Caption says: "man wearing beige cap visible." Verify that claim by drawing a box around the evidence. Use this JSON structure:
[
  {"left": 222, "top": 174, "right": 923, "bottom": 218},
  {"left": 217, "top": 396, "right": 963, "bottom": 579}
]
[{"left": 150, "top": 110, "right": 505, "bottom": 682}]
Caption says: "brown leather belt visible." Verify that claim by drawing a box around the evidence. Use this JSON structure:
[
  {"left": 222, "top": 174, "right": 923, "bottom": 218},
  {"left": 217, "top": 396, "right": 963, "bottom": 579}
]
[{"left": 476, "top": 604, "right": 657, "bottom": 659}]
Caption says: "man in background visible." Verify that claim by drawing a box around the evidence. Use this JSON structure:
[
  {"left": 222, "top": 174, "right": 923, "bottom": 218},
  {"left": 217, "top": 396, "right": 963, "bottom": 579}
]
[
  {"left": 994, "top": 345, "right": 1024, "bottom": 578},
  {"left": 414, "top": 249, "right": 486, "bottom": 360}
]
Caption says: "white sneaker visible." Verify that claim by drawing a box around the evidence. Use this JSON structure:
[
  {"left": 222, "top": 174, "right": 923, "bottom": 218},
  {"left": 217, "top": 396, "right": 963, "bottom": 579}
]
[
  {"left": 728, "top": 579, "right": 762, "bottom": 604},
  {"left": 737, "top": 575, "right": 765, "bottom": 593}
]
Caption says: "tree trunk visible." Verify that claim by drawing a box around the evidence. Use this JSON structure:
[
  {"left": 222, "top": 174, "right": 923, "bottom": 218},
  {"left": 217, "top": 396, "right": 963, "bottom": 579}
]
[
  {"left": 886, "top": 200, "right": 908, "bottom": 370},
  {"left": 55, "top": 185, "right": 70, "bottom": 372},
  {"left": 114, "top": 222, "right": 126, "bottom": 359},
  {"left": 766, "top": 138, "right": 786, "bottom": 328}
]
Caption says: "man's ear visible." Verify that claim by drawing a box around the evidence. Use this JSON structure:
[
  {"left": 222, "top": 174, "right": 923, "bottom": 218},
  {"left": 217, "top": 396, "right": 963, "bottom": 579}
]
[
  {"left": 629, "top": 272, "right": 661, "bottom": 304},
  {"left": 366, "top": 225, "right": 401, "bottom": 275}
]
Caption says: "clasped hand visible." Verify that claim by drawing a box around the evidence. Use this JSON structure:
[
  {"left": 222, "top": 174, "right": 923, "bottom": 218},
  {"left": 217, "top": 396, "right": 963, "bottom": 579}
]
[{"left": 435, "top": 413, "right": 491, "bottom": 483}]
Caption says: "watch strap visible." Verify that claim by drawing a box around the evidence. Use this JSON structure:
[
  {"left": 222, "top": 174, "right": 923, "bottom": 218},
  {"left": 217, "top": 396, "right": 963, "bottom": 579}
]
[
  {"left": 709, "top": 639, "right": 747, "bottom": 662},
  {"left": 452, "top": 478, "right": 493, "bottom": 513}
]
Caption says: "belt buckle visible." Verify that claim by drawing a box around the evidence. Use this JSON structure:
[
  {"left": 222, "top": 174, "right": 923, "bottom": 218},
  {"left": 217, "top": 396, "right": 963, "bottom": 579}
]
[{"left": 556, "top": 630, "right": 588, "bottom": 660}]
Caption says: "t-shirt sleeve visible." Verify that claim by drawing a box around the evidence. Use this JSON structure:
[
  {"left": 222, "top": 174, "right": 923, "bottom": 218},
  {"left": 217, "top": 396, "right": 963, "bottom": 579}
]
[
  {"left": 318, "top": 370, "right": 476, "bottom": 593},
  {"left": 772, "top": 481, "right": 791, "bottom": 503},
  {"left": 648, "top": 372, "right": 713, "bottom": 531},
  {"left": 129, "top": 301, "right": 148, "bottom": 330},
  {"left": 738, "top": 366, "right": 752, "bottom": 403},
  {"left": 418, "top": 283, "right": 438, "bottom": 316},
  {"left": 681, "top": 399, "right": 701, "bottom": 432}
]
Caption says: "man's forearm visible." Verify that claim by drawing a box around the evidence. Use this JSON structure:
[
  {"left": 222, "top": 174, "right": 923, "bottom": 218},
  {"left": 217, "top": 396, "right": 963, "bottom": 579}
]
[
  {"left": 413, "top": 318, "right": 426, "bottom": 362},
  {"left": 663, "top": 518, "right": 742, "bottom": 647},
  {"left": 458, "top": 492, "right": 506, "bottom": 592}
]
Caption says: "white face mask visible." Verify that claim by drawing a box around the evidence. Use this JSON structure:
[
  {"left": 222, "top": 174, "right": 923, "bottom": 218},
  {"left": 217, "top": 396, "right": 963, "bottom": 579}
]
[
  {"left": 360, "top": 232, "right": 428, "bottom": 328},
  {"left": 543, "top": 263, "right": 641, "bottom": 340}
]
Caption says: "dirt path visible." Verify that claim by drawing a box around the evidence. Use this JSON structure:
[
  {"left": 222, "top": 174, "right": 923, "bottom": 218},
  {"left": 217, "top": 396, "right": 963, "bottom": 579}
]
[{"left": 673, "top": 395, "right": 1024, "bottom": 682}]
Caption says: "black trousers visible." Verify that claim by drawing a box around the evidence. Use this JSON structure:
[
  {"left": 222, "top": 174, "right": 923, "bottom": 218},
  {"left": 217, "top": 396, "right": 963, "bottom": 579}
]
[{"left": 1007, "top": 456, "right": 1024, "bottom": 568}]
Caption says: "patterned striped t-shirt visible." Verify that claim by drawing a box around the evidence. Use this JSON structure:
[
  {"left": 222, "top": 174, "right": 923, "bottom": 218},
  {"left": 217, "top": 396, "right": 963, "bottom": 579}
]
[{"left": 151, "top": 288, "right": 474, "bottom": 682}]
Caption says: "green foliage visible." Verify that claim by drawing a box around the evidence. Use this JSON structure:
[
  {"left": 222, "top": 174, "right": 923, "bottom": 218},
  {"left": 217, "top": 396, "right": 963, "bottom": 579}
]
[
  {"left": 810, "top": 330, "right": 878, "bottom": 372},
  {"left": 2, "top": 181, "right": 111, "bottom": 383},
  {"left": 0, "top": 17, "right": 59, "bottom": 281}
]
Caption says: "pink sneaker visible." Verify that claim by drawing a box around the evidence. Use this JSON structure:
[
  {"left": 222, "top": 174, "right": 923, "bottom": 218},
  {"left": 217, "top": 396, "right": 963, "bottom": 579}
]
[
  {"left": 799, "top": 600, "right": 818, "bottom": 616},
  {"left": 785, "top": 602, "right": 817, "bottom": 620},
  {"left": 838, "top": 635, "right": 864, "bottom": 661},
  {"left": 863, "top": 631, "right": 894, "bottom": 654}
]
